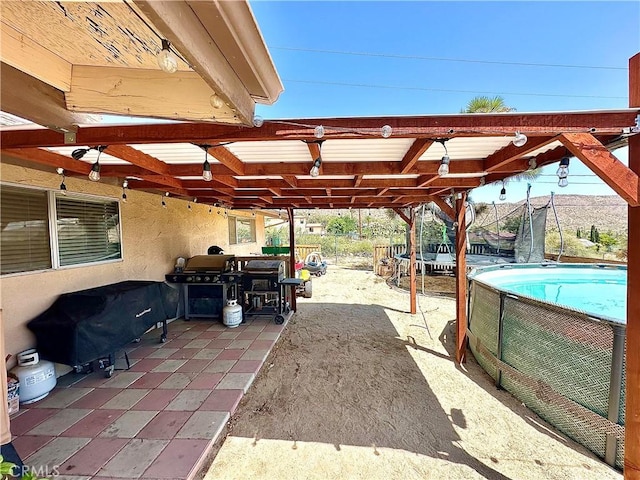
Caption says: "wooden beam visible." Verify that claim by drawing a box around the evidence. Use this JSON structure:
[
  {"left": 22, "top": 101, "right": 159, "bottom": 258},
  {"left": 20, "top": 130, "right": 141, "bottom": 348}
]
[
  {"left": 1, "top": 147, "right": 90, "bottom": 175},
  {"left": 1, "top": 22, "right": 72, "bottom": 91},
  {"left": 207, "top": 144, "right": 246, "bottom": 175},
  {"left": 282, "top": 175, "right": 298, "bottom": 188},
  {"left": 105, "top": 145, "right": 171, "bottom": 175},
  {"left": 67, "top": 66, "right": 239, "bottom": 123},
  {"left": 455, "top": 192, "right": 468, "bottom": 364},
  {"left": 0, "top": 63, "right": 94, "bottom": 134},
  {"left": 354, "top": 175, "right": 363, "bottom": 187},
  {"left": 409, "top": 207, "right": 416, "bottom": 314},
  {"left": 625, "top": 51, "right": 640, "bottom": 480},
  {"left": 484, "top": 136, "right": 556, "bottom": 172},
  {"left": 393, "top": 208, "right": 411, "bottom": 224},
  {"left": 430, "top": 196, "right": 455, "bottom": 220},
  {"left": 4, "top": 111, "right": 638, "bottom": 148},
  {"left": 400, "top": 138, "right": 434, "bottom": 173},
  {"left": 559, "top": 133, "right": 639, "bottom": 206},
  {"left": 133, "top": 1, "right": 254, "bottom": 125},
  {"left": 416, "top": 175, "right": 438, "bottom": 188}
]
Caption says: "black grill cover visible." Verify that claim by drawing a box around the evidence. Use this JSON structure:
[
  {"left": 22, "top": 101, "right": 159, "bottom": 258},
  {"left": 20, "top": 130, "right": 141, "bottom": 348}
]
[{"left": 27, "top": 281, "right": 178, "bottom": 366}]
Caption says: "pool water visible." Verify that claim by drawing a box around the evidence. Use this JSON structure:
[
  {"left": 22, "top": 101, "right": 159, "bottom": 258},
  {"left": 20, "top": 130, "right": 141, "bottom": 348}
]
[{"left": 474, "top": 267, "right": 627, "bottom": 323}]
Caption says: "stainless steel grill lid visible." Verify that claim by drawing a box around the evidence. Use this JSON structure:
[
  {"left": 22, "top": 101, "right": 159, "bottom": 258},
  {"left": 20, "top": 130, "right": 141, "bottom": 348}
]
[
  {"left": 244, "top": 260, "right": 284, "bottom": 273},
  {"left": 184, "top": 255, "right": 235, "bottom": 273}
]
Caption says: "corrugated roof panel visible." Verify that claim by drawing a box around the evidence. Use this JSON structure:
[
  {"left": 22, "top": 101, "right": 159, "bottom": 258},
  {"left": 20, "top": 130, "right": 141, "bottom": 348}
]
[
  {"left": 226, "top": 140, "right": 310, "bottom": 163},
  {"left": 322, "top": 138, "right": 414, "bottom": 162},
  {"left": 418, "top": 137, "right": 512, "bottom": 161},
  {"left": 129, "top": 143, "right": 217, "bottom": 164},
  {"left": 524, "top": 140, "right": 564, "bottom": 158}
]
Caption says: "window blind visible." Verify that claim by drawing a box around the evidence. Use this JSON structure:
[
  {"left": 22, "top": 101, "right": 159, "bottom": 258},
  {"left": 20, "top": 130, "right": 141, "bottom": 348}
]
[
  {"left": 0, "top": 186, "right": 52, "bottom": 274},
  {"left": 55, "top": 196, "right": 122, "bottom": 266}
]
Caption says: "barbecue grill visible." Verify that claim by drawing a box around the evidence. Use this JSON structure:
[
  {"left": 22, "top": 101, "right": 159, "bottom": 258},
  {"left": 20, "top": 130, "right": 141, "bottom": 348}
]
[
  {"left": 241, "top": 259, "right": 295, "bottom": 324},
  {"left": 165, "top": 255, "right": 240, "bottom": 319}
]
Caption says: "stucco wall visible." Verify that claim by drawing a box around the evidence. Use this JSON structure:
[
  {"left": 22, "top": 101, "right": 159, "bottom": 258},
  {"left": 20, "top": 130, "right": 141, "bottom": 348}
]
[{"left": 0, "top": 160, "right": 265, "bottom": 366}]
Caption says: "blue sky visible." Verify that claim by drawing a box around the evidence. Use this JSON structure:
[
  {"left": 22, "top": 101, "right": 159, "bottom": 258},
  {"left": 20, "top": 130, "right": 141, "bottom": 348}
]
[{"left": 250, "top": 1, "right": 639, "bottom": 202}]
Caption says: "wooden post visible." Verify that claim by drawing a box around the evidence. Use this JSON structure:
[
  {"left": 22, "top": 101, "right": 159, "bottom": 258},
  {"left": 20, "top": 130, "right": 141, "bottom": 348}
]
[
  {"left": 287, "top": 207, "right": 297, "bottom": 312},
  {"left": 455, "top": 192, "right": 468, "bottom": 364},
  {"left": 409, "top": 208, "right": 417, "bottom": 314},
  {"left": 625, "top": 52, "right": 640, "bottom": 480}
]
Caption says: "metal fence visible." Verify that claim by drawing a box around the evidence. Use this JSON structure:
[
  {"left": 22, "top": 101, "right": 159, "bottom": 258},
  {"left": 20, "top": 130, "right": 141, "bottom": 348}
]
[{"left": 467, "top": 278, "right": 625, "bottom": 469}]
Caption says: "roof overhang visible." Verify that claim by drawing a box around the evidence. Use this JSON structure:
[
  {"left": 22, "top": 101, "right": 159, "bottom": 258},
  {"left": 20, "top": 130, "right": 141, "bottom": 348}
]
[{"left": 0, "top": 0, "right": 283, "bottom": 132}]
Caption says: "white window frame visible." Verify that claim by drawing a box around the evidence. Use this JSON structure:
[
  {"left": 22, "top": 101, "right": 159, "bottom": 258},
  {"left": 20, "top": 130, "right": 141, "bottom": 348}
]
[{"left": 0, "top": 182, "right": 123, "bottom": 276}]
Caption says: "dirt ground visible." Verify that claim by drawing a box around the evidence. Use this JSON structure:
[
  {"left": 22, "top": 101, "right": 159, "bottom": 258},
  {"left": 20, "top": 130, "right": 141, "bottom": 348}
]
[{"left": 200, "top": 262, "right": 621, "bottom": 480}]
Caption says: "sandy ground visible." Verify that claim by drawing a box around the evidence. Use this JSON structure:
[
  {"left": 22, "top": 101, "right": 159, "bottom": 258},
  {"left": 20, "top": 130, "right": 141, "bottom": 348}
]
[{"left": 200, "top": 263, "right": 621, "bottom": 480}]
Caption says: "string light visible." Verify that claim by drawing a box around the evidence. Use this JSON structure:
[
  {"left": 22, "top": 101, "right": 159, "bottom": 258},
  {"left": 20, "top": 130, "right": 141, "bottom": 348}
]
[
  {"left": 253, "top": 115, "right": 264, "bottom": 127},
  {"left": 381, "top": 125, "right": 392, "bottom": 138},
  {"left": 162, "top": 192, "right": 169, "bottom": 208},
  {"left": 436, "top": 139, "right": 450, "bottom": 176},
  {"left": 157, "top": 39, "right": 178, "bottom": 73},
  {"left": 512, "top": 131, "right": 528, "bottom": 147},
  {"left": 56, "top": 168, "right": 67, "bottom": 195},
  {"left": 499, "top": 181, "right": 507, "bottom": 201},
  {"left": 200, "top": 145, "right": 212, "bottom": 181},
  {"left": 121, "top": 180, "right": 128, "bottom": 203},
  {"left": 557, "top": 157, "right": 570, "bottom": 187},
  {"left": 88, "top": 146, "right": 107, "bottom": 182},
  {"left": 314, "top": 125, "right": 325, "bottom": 138}
]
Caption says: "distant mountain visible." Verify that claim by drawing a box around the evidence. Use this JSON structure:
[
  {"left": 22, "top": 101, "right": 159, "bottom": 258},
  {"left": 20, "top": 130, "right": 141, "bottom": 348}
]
[{"left": 475, "top": 195, "right": 628, "bottom": 235}]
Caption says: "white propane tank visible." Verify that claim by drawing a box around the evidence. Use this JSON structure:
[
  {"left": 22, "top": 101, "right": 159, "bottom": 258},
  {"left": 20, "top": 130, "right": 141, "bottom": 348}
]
[
  {"left": 223, "top": 299, "right": 243, "bottom": 328},
  {"left": 10, "top": 349, "right": 57, "bottom": 404}
]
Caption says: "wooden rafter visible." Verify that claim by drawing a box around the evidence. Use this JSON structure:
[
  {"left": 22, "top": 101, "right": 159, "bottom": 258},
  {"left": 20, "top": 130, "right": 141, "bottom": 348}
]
[
  {"left": 400, "top": 138, "right": 433, "bottom": 173},
  {"left": 559, "top": 133, "right": 639, "bottom": 206},
  {"left": 484, "top": 136, "right": 556, "bottom": 172},
  {"left": 205, "top": 144, "right": 246, "bottom": 175},
  {"left": 1, "top": 147, "right": 91, "bottom": 175}
]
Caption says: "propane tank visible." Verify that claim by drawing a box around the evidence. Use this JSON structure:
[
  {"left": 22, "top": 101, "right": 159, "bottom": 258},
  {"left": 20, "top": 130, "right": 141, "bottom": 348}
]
[
  {"left": 223, "top": 299, "right": 243, "bottom": 328},
  {"left": 10, "top": 349, "right": 56, "bottom": 404}
]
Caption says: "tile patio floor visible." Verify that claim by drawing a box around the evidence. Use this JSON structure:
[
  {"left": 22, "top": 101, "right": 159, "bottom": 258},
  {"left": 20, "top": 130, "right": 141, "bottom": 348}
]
[{"left": 8, "top": 316, "right": 286, "bottom": 480}]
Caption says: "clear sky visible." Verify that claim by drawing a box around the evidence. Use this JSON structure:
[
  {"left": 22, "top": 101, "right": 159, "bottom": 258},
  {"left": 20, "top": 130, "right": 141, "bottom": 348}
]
[{"left": 250, "top": 1, "right": 639, "bottom": 203}]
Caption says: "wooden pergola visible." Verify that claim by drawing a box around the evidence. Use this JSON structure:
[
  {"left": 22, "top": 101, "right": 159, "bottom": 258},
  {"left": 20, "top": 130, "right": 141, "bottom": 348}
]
[{"left": 1, "top": 53, "right": 639, "bottom": 480}]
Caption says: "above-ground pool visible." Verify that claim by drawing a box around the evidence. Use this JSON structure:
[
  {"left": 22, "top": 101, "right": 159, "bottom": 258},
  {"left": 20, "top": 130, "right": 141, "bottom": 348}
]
[{"left": 467, "top": 264, "right": 627, "bottom": 469}]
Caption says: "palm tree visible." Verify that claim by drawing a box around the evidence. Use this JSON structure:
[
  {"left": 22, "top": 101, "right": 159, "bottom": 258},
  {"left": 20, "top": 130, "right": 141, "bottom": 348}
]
[
  {"left": 462, "top": 95, "right": 541, "bottom": 184},
  {"left": 461, "top": 95, "right": 516, "bottom": 113}
]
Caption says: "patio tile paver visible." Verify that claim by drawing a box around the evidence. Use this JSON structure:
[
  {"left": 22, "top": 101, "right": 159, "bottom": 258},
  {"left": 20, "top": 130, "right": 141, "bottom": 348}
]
[
  {"left": 183, "top": 339, "right": 212, "bottom": 349},
  {"left": 99, "top": 372, "right": 145, "bottom": 389},
  {"left": 227, "top": 339, "right": 253, "bottom": 349},
  {"left": 130, "top": 389, "right": 180, "bottom": 411},
  {"left": 68, "top": 388, "right": 121, "bottom": 409},
  {"left": 151, "top": 359, "right": 188, "bottom": 373},
  {"left": 239, "top": 349, "right": 269, "bottom": 362},
  {"left": 206, "top": 339, "right": 233, "bottom": 349},
  {"left": 128, "top": 358, "right": 164, "bottom": 372},
  {"left": 217, "top": 330, "right": 240, "bottom": 340},
  {"left": 229, "top": 360, "right": 262, "bottom": 374},
  {"left": 137, "top": 411, "right": 193, "bottom": 439},
  {"left": 157, "top": 373, "right": 198, "bottom": 389},
  {"left": 168, "top": 349, "right": 200, "bottom": 360},
  {"left": 175, "top": 411, "right": 228, "bottom": 440},
  {"left": 185, "top": 373, "right": 224, "bottom": 390},
  {"left": 176, "top": 359, "right": 212, "bottom": 373},
  {"left": 236, "top": 330, "right": 261, "bottom": 340},
  {"left": 163, "top": 338, "right": 192, "bottom": 349},
  {"left": 129, "top": 372, "right": 172, "bottom": 389},
  {"left": 60, "top": 410, "right": 124, "bottom": 437},
  {"left": 101, "top": 389, "right": 150, "bottom": 410},
  {"left": 214, "top": 373, "right": 255, "bottom": 392},
  {"left": 215, "top": 349, "right": 244, "bottom": 361},
  {"left": 97, "top": 438, "right": 169, "bottom": 478},
  {"left": 100, "top": 411, "right": 157, "bottom": 438},
  {"left": 142, "top": 439, "right": 209, "bottom": 479},
  {"left": 11, "top": 435, "right": 54, "bottom": 459},
  {"left": 25, "top": 437, "right": 91, "bottom": 470},
  {"left": 29, "top": 409, "right": 92, "bottom": 436},
  {"left": 250, "top": 340, "right": 276, "bottom": 350},
  {"left": 178, "top": 331, "right": 201, "bottom": 340},
  {"left": 59, "top": 438, "right": 128, "bottom": 476},
  {"left": 192, "top": 349, "right": 222, "bottom": 360},
  {"left": 256, "top": 331, "right": 280, "bottom": 341},
  {"left": 165, "top": 390, "right": 210, "bottom": 411},
  {"left": 146, "top": 348, "right": 178, "bottom": 359},
  {"left": 10, "top": 408, "right": 59, "bottom": 436},
  {"left": 33, "top": 388, "right": 93, "bottom": 409},
  {"left": 194, "top": 331, "right": 221, "bottom": 339},
  {"left": 199, "top": 389, "right": 243, "bottom": 413},
  {"left": 202, "top": 360, "right": 237, "bottom": 374}
]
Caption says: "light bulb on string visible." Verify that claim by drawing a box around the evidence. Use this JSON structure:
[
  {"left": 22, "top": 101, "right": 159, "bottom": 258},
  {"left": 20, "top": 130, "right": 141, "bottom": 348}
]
[
  {"left": 438, "top": 155, "right": 450, "bottom": 176},
  {"left": 558, "top": 177, "right": 569, "bottom": 188},
  {"left": 253, "top": 115, "right": 264, "bottom": 127},
  {"left": 499, "top": 182, "right": 507, "bottom": 201},
  {"left": 512, "top": 131, "right": 528, "bottom": 147},
  {"left": 201, "top": 146, "right": 212, "bottom": 181},
  {"left": 210, "top": 94, "right": 224, "bottom": 109},
  {"left": 381, "top": 125, "right": 392, "bottom": 138},
  {"left": 314, "top": 125, "right": 325, "bottom": 139},
  {"left": 121, "top": 180, "right": 128, "bottom": 203},
  {"left": 157, "top": 39, "right": 178, "bottom": 73},
  {"left": 57, "top": 168, "right": 67, "bottom": 195}
]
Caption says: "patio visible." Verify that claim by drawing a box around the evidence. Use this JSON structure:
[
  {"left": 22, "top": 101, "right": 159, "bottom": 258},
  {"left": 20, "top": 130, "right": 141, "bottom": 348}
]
[{"left": 8, "top": 316, "right": 286, "bottom": 480}]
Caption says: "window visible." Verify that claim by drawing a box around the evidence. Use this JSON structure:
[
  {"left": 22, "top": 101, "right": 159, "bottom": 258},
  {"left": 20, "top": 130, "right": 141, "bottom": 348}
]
[
  {"left": 228, "top": 216, "right": 256, "bottom": 244},
  {"left": 0, "top": 185, "right": 122, "bottom": 275}
]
